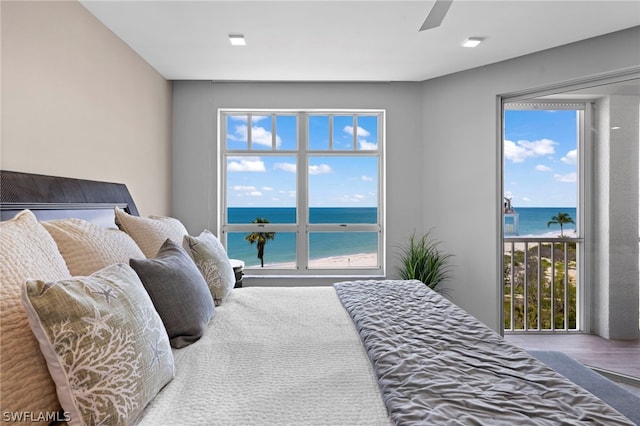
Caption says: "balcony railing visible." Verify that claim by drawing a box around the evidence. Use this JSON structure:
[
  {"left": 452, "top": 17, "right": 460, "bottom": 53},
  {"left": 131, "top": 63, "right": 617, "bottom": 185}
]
[{"left": 503, "top": 237, "right": 581, "bottom": 332}]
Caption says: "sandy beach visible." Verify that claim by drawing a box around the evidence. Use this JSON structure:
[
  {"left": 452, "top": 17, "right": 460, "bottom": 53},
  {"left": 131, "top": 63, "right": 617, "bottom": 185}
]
[
  {"left": 256, "top": 252, "right": 378, "bottom": 269},
  {"left": 504, "top": 230, "right": 578, "bottom": 253}
]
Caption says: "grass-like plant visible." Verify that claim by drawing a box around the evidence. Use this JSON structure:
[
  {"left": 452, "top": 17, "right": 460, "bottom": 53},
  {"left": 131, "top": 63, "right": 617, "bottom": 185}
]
[{"left": 397, "top": 231, "right": 453, "bottom": 292}]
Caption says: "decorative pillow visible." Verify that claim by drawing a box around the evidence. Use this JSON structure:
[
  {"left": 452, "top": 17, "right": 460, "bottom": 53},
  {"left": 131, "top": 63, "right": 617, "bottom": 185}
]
[
  {"left": 21, "top": 263, "right": 174, "bottom": 426},
  {"left": 0, "top": 210, "right": 71, "bottom": 418},
  {"left": 183, "top": 230, "right": 236, "bottom": 305},
  {"left": 114, "top": 207, "right": 188, "bottom": 258},
  {"left": 42, "top": 218, "right": 145, "bottom": 276},
  {"left": 130, "top": 239, "right": 215, "bottom": 348}
]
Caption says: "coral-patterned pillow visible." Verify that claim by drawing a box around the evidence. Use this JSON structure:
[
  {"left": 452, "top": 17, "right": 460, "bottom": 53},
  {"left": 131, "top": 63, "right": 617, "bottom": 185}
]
[
  {"left": 183, "top": 230, "right": 236, "bottom": 305},
  {"left": 21, "top": 263, "right": 174, "bottom": 426}
]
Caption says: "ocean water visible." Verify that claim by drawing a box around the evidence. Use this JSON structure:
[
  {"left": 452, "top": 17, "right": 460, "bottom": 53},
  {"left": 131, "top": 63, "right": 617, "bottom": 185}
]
[
  {"left": 507, "top": 207, "right": 577, "bottom": 236},
  {"left": 225, "top": 206, "right": 577, "bottom": 267},
  {"left": 226, "top": 207, "right": 378, "bottom": 267}
]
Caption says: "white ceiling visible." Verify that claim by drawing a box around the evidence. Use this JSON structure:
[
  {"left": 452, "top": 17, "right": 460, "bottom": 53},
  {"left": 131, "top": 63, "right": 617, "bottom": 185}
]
[{"left": 79, "top": 0, "right": 640, "bottom": 82}]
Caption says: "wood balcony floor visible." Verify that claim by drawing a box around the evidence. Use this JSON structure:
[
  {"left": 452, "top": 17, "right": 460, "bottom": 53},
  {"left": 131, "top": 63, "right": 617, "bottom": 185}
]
[{"left": 504, "top": 333, "right": 640, "bottom": 396}]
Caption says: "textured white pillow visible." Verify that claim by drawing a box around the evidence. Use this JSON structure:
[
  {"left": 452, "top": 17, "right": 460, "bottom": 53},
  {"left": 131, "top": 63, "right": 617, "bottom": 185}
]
[
  {"left": 42, "top": 218, "right": 145, "bottom": 276},
  {"left": 183, "top": 230, "right": 236, "bottom": 305},
  {"left": 22, "top": 263, "right": 175, "bottom": 426},
  {"left": 114, "top": 207, "right": 188, "bottom": 258},
  {"left": 0, "top": 210, "right": 71, "bottom": 419}
]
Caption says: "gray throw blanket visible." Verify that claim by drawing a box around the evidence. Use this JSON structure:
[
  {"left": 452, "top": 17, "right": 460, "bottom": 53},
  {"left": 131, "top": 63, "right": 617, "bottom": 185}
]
[{"left": 333, "top": 279, "right": 634, "bottom": 425}]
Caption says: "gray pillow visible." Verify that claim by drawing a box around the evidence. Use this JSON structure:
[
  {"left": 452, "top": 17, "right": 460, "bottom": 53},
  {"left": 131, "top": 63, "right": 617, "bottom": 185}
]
[{"left": 130, "top": 239, "right": 215, "bottom": 348}]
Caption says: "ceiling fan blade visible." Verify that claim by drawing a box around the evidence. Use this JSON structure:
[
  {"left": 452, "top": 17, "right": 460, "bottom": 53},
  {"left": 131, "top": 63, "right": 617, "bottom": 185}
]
[{"left": 419, "top": 0, "right": 453, "bottom": 31}]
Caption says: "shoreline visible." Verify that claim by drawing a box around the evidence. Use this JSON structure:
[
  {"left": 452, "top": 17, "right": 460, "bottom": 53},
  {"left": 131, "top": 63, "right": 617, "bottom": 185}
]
[
  {"left": 240, "top": 231, "right": 578, "bottom": 268},
  {"left": 247, "top": 252, "right": 378, "bottom": 269},
  {"left": 504, "top": 230, "right": 578, "bottom": 254}
]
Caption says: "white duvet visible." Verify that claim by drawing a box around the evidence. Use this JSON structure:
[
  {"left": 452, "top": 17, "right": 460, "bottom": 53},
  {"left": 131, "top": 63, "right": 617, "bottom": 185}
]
[{"left": 136, "top": 286, "right": 390, "bottom": 426}]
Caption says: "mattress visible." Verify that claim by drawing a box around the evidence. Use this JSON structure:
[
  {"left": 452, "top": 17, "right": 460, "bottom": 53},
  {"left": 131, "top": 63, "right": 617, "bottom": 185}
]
[
  {"left": 137, "top": 282, "right": 634, "bottom": 425},
  {"left": 136, "top": 286, "right": 390, "bottom": 425}
]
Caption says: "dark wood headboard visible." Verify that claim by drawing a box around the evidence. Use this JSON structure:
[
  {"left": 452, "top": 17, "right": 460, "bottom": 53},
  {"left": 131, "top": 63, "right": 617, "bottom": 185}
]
[{"left": 0, "top": 171, "right": 139, "bottom": 226}]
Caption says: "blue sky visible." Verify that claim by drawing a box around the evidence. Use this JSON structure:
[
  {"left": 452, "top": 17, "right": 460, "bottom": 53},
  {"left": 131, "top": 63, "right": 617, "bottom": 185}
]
[
  {"left": 504, "top": 109, "right": 578, "bottom": 208},
  {"left": 226, "top": 114, "right": 379, "bottom": 208}
]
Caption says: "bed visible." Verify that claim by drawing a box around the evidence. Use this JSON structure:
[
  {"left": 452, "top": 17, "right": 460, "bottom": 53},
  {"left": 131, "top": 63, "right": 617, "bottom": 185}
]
[{"left": 0, "top": 170, "right": 635, "bottom": 425}]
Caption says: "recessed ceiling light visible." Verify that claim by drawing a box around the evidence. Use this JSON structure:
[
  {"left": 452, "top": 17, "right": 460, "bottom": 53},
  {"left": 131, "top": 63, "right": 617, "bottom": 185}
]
[
  {"left": 229, "top": 34, "right": 246, "bottom": 46},
  {"left": 462, "top": 37, "right": 483, "bottom": 48}
]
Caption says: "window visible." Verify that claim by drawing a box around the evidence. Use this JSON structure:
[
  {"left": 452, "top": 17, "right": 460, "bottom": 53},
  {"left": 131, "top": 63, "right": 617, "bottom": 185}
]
[
  {"left": 502, "top": 102, "right": 586, "bottom": 331},
  {"left": 219, "top": 110, "right": 385, "bottom": 275}
]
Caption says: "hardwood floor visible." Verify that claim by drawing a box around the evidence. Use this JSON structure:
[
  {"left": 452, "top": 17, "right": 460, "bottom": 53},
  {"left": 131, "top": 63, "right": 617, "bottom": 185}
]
[{"left": 504, "top": 333, "right": 640, "bottom": 396}]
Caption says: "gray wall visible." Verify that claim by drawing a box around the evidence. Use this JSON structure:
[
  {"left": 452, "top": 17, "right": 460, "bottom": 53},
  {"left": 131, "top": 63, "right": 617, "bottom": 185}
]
[
  {"left": 173, "top": 82, "right": 425, "bottom": 285},
  {"left": 173, "top": 27, "right": 640, "bottom": 332}
]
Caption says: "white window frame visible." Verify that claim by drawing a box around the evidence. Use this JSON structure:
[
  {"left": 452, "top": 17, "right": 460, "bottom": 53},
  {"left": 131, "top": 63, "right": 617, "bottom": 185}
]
[
  {"left": 218, "top": 109, "right": 386, "bottom": 277},
  {"left": 501, "top": 101, "right": 589, "bottom": 332}
]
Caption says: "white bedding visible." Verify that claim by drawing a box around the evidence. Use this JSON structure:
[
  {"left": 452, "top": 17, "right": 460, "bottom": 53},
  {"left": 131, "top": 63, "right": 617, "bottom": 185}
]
[{"left": 136, "top": 286, "right": 390, "bottom": 426}]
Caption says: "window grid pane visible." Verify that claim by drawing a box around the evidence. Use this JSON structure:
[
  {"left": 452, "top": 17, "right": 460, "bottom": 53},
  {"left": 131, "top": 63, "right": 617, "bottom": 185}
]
[
  {"left": 308, "top": 115, "right": 330, "bottom": 150},
  {"left": 226, "top": 115, "right": 248, "bottom": 149},
  {"left": 333, "top": 115, "right": 355, "bottom": 151},
  {"left": 276, "top": 115, "right": 298, "bottom": 150},
  {"left": 308, "top": 232, "right": 379, "bottom": 269},
  {"left": 226, "top": 231, "right": 297, "bottom": 269},
  {"left": 250, "top": 114, "right": 273, "bottom": 151}
]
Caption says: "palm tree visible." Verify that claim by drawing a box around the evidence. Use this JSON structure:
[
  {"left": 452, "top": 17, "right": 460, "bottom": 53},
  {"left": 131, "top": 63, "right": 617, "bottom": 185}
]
[
  {"left": 245, "top": 217, "right": 276, "bottom": 267},
  {"left": 547, "top": 212, "right": 575, "bottom": 237}
]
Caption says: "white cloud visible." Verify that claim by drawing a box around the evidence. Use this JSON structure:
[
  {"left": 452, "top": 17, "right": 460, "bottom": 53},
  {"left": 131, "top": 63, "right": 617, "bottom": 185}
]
[
  {"left": 522, "top": 196, "right": 532, "bottom": 202},
  {"left": 262, "top": 186, "right": 274, "bottom": 191},
  {"left": 251, "top": 125, "right": 281, "bottom": 147},
  {"left": 344, "top": 125, "right": 370, "bottom": 137},
  {"left": 283, "top": 190, "right": 296, "bottom": 198},
  {"left": 561, "top": 149, "right": 577, "bottom": 165},
  {"left": 228, "top": 158, "right": 266, "bottom": 172},
  {"left": 231, "top": 185, "right": 262, "bottom": 197},
  {"left": 309, "top": 164, "right": 332, "bottom": 175},
  {"left": 554, "top": 172, "right": 577, "bottom": 183},
  {"left": 361, "top": 175, "right": 373, "bottom": 182},
  {"left": 358, "top": 139, "right": 378, "bottom": 150},
  {"left": 233, "top": 185, "right": 256, "bottom": 191},
  {"left": 274, "top": 162, "right": 296, "bottom": 173},
  {"left": 228, "top": 124, "right": 281, "bottom": 147},
  {"left": 504, "top": 138, "right": 556, "bottom": 163},
  {"left": 338, "top": 194, "right": 366, "bottom": 203},
  {"left": 228, "top": 115, "right": 247, "bottom": 122},
  {"left": 535, "top": 164, "right": 553, "bottom": 172}
]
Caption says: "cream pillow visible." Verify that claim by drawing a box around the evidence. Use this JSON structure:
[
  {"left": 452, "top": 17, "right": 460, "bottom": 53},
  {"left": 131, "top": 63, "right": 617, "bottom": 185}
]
[
  {"left": 114, "top": 207, "right": 188, "bottom": 258},
  {"left": 0, "top": 210, "right": 71, "bottom": 420},
  {"left": 22, "top": 263, "right": 175, "bottom": 426},
  {"left": 183, "top": 230, "right": 236, "bottom": 305},
  {"left": 42, "top": 218, "right": 145, "bottom": 276}
]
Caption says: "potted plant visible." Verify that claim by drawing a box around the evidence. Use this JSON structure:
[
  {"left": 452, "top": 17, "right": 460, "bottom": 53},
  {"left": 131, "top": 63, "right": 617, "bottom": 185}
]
[{"left": 396, "top": 231, "right": 453, "bottom": 292}]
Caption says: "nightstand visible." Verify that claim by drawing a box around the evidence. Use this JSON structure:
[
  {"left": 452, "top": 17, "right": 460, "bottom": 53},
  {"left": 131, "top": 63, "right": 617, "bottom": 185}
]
[{"left": 230, "top": 259, "right": 244, "bottom": 288}]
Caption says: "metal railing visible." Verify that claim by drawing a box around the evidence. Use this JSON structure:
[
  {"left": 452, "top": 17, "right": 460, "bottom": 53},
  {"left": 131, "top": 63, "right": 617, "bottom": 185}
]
[{"left": 503, "top": 237, "right": 581, "bottom": 332}]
